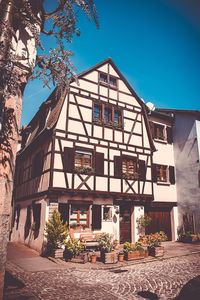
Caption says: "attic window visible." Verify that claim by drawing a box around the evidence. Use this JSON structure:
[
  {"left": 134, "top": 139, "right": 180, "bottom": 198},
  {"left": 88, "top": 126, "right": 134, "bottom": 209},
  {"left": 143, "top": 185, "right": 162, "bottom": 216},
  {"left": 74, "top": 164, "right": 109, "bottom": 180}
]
[{"left": 99, "top": 72, "right": 117, "bottom": 87}]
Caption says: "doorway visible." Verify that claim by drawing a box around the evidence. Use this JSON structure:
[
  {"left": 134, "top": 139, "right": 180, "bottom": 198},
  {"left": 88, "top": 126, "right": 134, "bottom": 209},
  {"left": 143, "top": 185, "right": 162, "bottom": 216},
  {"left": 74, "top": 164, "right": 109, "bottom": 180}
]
[{"left": 120, "top": 203, "right": 131, "bottom": 243}]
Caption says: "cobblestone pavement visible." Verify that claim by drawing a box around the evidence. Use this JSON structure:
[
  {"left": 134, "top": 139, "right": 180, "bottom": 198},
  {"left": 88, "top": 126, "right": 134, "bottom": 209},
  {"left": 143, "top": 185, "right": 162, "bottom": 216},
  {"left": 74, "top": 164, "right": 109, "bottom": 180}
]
[{"left": 5, "top": 253, "right": 200, "bottom": 300}]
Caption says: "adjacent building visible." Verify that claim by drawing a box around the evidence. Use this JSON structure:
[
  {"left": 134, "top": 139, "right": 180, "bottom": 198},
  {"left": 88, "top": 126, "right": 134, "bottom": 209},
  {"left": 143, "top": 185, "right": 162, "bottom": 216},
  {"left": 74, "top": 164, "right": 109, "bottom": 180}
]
[
  {"left": 11, "top": 59, "right": 179, "bottom": 253},
  {"left": 157, "top": 109, "right": 200, "bottom": 234}
]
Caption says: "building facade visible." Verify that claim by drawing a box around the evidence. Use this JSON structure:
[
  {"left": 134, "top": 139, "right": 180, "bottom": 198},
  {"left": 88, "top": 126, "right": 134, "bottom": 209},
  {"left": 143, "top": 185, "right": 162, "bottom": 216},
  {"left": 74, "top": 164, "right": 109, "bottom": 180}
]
[
  {"left": 11, "top": 59, "right": 178, "bottom": 253},
  {"left": 157, "top": 109, "right": 200, "bottom": 235}
]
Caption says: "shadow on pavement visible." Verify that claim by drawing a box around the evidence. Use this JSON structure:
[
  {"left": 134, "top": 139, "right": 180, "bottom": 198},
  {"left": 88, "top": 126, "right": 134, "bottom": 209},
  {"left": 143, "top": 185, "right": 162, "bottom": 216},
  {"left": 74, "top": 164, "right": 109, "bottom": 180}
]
[
  {"left": 137, "top": 291, "right": 159, "bottom": 299},
  {"left": 3, "top": 272, "right": 37, "bottom": 300},
  {"left": 174, "top": 275, "right": 200, "bottom": 300}
]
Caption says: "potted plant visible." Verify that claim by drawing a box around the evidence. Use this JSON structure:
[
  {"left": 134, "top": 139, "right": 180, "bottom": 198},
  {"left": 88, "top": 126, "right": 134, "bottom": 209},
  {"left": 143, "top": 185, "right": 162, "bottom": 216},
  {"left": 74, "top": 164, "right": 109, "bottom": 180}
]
[
  {"left": 118, "top": 251, "right": 124, "bottom": 262},
  {"left": 123, "top": 241, "right": 146, "bottom": 261},
  {"left": 45, "top": 209, "right": 69, "bottom": 258},
  {"left": 96, "top": 233, "right": 117, "bottom": 264},
  {"left": 136, "top": 215, "right": 152, "bottom": 236},
  {"left": 64, "top": 238, "right": 86, "bottom": 261},
  {"left": 139, "top": 231, "right": 167, "bottom": 257},
  {"left": 122, "top": 172, "right": 139, "bottom": 180},
  {"left": 90, "top": 251, "right": 97, "bottom": 263}
]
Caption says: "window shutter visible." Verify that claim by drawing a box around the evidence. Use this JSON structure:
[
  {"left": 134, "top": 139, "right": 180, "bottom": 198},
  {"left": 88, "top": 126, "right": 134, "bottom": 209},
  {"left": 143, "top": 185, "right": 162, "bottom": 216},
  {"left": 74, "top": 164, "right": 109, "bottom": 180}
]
[
  {"left": 152, "top": 164, "right": 157, "bottom": 183},
  {"left": 58, "top": 203, "right": 69, "bottom": 224},
  {"left": 166, "top": 127, "right": 173, "bottom": 144},
  {"left": 149, "top": 121, "right": 155, "bottom": 138},
  {"left": 169, "top": 166, "right": 175, "bottom": 184},
  {"left": 95, "top": 152, "right": 104, "bottom": 176},
  {"left": 114, "top": 156, "right": 122, "bottom": 178},
  {"left": 139, "top": 160, "right": 146, "bottom": 181},
  {"left": 63, "top": 147, "right": 74, "bottom": 172},
  {"left": 92, "top": 205, "right": 102, "bottom": 230}
]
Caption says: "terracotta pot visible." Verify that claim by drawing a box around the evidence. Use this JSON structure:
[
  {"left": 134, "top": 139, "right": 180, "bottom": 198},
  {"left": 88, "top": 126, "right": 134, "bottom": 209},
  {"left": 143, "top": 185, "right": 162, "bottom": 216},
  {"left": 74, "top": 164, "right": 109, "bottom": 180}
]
[
  {"left": 91, "top": 255, "right": 97, "bottom": 263},
  {"left": 118, "top": 254, "right": 124, "bottom": 262}
]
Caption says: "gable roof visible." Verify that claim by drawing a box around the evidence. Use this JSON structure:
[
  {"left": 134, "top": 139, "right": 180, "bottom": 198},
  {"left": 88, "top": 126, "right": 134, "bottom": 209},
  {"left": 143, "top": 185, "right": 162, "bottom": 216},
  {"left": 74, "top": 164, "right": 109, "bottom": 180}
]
[
  {"left": 156, "top": 108, "right": 200, "bottom": 118},
  {"left": 20, "top": 58, "right": 156, "bottom": 152}
]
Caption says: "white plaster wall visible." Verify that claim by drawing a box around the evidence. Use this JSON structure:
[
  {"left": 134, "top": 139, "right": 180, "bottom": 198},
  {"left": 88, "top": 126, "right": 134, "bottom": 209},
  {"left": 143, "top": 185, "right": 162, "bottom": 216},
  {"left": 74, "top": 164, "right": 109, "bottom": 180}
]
[
  {"left": 153, "top": 184, "right": 177, "bottom": 202},
  {"left": 173, "top": 114, "right": 200, "bottom": 231},
  {"left": 133, "top": 206, "right": 144, "bottom": 241},
  {"left": 11, "top": 199, "right": 48, "bottom": 254}
]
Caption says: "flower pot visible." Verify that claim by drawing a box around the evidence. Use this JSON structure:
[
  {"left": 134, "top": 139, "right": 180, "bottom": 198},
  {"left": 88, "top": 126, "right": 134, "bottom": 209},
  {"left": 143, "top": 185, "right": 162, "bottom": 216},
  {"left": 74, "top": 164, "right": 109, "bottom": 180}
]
[
  {"left": 101, "top": 251, "right": 118, "bottom": 264},
  {"left": 124, "top": 251, "right": 143, "bottom": 261},
  {"left": 91, "top": 255, "right": 97, "bottom": 263},
  {"left": 118, "top": 254, "right": 124, "bottom": 262},
  {"left": 52, "top": 248, "right": 64, "bottom": 259},
  {"left": 148, "top": 246, "right": 164, "bottom": 257}
]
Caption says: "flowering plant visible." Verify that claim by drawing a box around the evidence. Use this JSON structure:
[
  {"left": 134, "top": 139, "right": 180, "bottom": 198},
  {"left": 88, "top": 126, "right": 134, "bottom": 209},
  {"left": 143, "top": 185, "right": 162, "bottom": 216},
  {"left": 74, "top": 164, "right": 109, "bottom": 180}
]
[
  {"left": 123, "top": 241, "right": 144, "bottom": 252},
  {"left": 138, "top": 231, "right": 167, "bottom": 248}
]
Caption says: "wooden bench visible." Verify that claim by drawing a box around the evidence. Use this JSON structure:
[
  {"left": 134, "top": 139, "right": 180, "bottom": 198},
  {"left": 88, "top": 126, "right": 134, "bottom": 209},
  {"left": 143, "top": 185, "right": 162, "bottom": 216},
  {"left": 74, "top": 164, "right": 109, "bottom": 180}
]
[{"left": 80, "top": 232, "right": 100, "bottom": 249}]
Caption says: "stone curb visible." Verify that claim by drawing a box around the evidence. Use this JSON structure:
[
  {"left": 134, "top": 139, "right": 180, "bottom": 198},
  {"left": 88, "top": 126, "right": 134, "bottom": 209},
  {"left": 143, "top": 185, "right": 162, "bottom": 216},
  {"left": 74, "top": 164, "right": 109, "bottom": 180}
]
[{"left": 45, "top": 250, "right": 200, "bottom": 272}]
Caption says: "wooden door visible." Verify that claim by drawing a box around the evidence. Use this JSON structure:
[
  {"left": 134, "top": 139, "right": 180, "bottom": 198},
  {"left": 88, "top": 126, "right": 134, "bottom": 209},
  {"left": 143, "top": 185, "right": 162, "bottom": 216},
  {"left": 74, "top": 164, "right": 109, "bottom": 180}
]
[
  {"left": 145, "top": 208, "right": 172, "bottom": 240},
  {"left": 120, "top": 203, "right": 131, "bottom": 243}
]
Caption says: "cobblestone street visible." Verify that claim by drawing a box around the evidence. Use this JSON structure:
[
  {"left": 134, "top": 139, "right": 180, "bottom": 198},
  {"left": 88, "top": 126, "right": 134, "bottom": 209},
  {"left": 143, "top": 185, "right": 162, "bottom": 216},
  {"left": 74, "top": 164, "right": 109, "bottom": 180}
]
[{"left": 5, "top": 253, "right": 200, "bottom": 300}]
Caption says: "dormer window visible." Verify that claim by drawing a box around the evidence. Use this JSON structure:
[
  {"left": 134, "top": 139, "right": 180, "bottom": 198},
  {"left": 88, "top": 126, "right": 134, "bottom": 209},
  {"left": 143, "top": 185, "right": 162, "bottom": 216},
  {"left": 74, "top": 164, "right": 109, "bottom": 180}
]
[
  {"left": 109, "top": 75, "right": 117, "bottom": 87},
  {"left": 99, "top": 72, "right": 117, "bottom": 87},
  {"left": 99, "top": 73, "right": 108, "bottom": 83}
]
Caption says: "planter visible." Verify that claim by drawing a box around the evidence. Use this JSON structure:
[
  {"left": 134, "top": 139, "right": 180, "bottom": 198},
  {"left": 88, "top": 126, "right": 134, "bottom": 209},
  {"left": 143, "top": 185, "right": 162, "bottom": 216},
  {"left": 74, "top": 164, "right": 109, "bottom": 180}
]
[
  {"left": 124, "top": 250, "right": 147, "bottom": 261},
  {"left": 118, "top": 253, "right": 124, "bottom": 262},
  {"left": 51, "top": 248, "right": 64, "bottom": 259},
  {"left": 91, "top": 255, "right": 97, "bottom": 264},
  {"left": 101, "top": 251, "right": 118, "bottom": 264},
  {"left": 70, "top": 253, "right": 88, "bottom": 264},
  {"left": 148, "top": 246, "right": 164, "bottom": 257}
]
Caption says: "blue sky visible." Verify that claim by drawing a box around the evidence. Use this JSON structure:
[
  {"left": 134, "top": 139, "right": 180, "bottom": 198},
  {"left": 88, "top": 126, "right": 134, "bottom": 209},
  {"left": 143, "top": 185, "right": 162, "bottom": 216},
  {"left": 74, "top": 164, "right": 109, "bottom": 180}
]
[{"left": 22, "top": 0, "right": 200, "bottom": 125}]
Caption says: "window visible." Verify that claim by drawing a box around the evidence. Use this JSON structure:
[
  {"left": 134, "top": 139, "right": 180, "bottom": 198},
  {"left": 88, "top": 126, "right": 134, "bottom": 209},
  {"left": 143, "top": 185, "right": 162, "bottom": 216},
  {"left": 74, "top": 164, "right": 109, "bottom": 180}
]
[
  {"left": 70, "top": 205, "right": 89, "bottom": 227},
  {"left": 74, "top": 150, "right": 93, "bottom": 174},
  {"left": 156, "top": 165, "right": 168, "bottom": 182},
  {"left": 154, "top": 124, "right": 165, "bottom": 140},
  {"left": 150, "top": 122, "right": 173, "bottom": 144},
  {"left": 99, "top": 72, "right": 117, "bottom": 87},
  {"left": 114, "top": 110, "right": 121, "bottom": 126},
  {"left": 103, "top": 206, "right": 112, "bottom": 221},
  {"left": 99, "top": 72, "right": 108, "bottom": 83},
  {"left": 93, "top": 102, "right": 123, "bottom": 128},
  {"left": 122, "top": 158, "right": 138, "bottom": 179},
  {"left": 75, "top": 151, "right": 92, "bottom": 168},
  {"left": 93, "top": 104, "right": 102, "bottom": 121},
  {"left": 109, "top": 75, "right": 117, "bottom": 87},
  {"left": 104, "top": 106, "right": 112, "bottom": 123},
  {"left": 31, "top": 151, "right": 44, "bottom": 178},
  {"left": 152, "top": 164, "right": 175, "bottom": 184}
]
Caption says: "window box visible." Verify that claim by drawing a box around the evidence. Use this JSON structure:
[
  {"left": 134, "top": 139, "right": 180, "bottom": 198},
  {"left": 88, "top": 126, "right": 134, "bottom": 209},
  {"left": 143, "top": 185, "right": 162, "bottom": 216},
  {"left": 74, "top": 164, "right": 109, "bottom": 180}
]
[
  {"left": 74, "top": 166, "right": 94, "bottom": 175},
  {"left": 123, "top": 172, "right": 139, "bottom": 180}
]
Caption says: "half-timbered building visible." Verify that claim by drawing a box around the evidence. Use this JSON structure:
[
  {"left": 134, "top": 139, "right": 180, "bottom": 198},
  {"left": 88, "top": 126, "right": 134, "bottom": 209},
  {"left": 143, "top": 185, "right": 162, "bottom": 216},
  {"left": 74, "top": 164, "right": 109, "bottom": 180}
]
[{"left": 11, "top": 59, "right": 178, "bottom": 252}]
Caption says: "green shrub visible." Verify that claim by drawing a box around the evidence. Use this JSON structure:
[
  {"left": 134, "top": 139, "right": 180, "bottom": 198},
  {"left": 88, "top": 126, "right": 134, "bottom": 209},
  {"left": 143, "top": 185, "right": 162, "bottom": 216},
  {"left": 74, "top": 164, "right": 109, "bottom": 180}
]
[
  {"left": 45, "top": 209, "right": 68, "bottom": 251},
  {"left": 96, "top": 232, "right": 113, "bottom": 253},
  {"left": 64, "top": 238, "right": 85, "bottom": 257}
]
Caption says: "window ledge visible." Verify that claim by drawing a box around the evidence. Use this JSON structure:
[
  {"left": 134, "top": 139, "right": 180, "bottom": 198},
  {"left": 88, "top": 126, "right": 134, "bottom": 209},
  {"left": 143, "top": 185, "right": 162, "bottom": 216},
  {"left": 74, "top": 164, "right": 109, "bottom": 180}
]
[
  {"left": 99, "top": 81, "right": 117, "bottom": 90},
  {"left": 154, "top": 138, "right": 167, "bottom": 144},
  {"left": 156, "top": 181, "right": 170, "bottom": 186}
]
